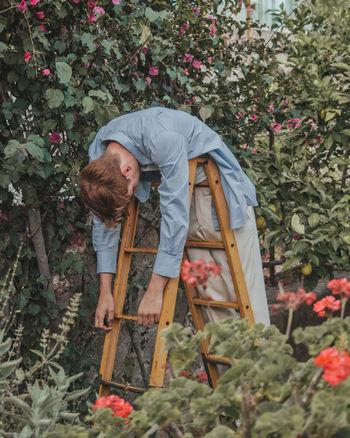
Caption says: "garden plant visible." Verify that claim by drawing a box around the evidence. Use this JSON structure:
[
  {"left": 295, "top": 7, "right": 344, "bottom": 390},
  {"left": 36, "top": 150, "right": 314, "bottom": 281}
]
[{"left": 0, "top": 0, "right": 349, "bottom": 436}]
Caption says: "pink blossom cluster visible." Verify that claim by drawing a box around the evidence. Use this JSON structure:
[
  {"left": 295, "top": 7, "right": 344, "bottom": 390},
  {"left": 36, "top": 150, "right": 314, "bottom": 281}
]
[
  {"left": 49, "top": 132, "right": 61, "bottom": 143},
  {"left": 181, "top": 258, "right": 222, "bottom": 290},
  {"left": 178, "top": 22, "right": 190, "bottom": 36},
  {"left": 18, "top": 0, "right": 40, "bottom": 12},
  {"left": 272, "top": 287, "right": 316, "bottom": 312},
  {"left": 313, "top": 278, "right": 350, "bottom": 317},
  {"left": 184, "top": 54, "right": 201, "bottom": 71}
]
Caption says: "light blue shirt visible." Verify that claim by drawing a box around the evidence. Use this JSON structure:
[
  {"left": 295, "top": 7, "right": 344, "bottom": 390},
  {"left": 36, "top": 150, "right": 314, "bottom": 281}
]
[{"left": 88, "top": 107, "right": 258, "bottom": 277}]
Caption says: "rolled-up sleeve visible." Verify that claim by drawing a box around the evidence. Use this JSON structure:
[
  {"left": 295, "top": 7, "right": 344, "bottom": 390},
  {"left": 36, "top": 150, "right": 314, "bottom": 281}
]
[
  {"left": 149, "top": 131, "right": 190, "bottom": 278},
  {"left": 92, "top": 212, "right": 121, "bottom": 274}
]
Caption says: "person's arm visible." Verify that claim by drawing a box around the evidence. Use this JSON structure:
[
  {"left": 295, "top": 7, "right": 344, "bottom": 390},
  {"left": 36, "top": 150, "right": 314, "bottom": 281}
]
[
  {"left": 92, "top": 216, "right": 121, "bottom": 330},
  {"left": 137, "top": 131, "right": 190, "bottom": 325}
]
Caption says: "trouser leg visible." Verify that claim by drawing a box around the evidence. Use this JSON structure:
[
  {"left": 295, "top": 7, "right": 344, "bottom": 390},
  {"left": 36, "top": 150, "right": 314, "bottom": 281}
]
[{"left": 187, "top": 185, "right": 270, "bottom": 326}]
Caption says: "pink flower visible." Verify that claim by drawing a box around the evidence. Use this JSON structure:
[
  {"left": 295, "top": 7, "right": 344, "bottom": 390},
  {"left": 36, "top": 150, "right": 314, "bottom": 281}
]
[
  {"left": 182, "top": 23, "right": 190, "bottom": 29},
  {"left": 178, "top": 28, "right": 185, "bottom": 36},
  {"left": 192, "top": 96, "right": 196, "bottom": 104},
  {"left": 285, "top": 99, "right": 290, "bottom": 104},
  {"left": 142, "top": 47, "right": 148, "bottom": 54},
  {"left": 36, "top": 11, "right": 44, "bottom": 19},
  {"left": 250, "top": 114, "right": 258, "bottom": 121},
  {"left": 89, "top": 13, "right": 97, "bottom": 22},
  {"left": 49, "top": 132, "right": 61, "bottom": 143},
  {"left": 207, "top": 56, "right": 212, "bottom": 62},
  {"left": 210, "top": 22, "right": 217, "bottom": 36},
  {"left": 18, "top": 0, "right": 28, "bottom": 12},
  {"left": 40, "top": 24, "right": 46, "bottom": 32},
  {"left": 252, "top": 97, "right": 260, "bottom": 101},
  {"left": 274, "top": 287, "right": 316, "bottom": 311},
  {"left": 72, "top": 0, "right": 80, "bottom": 3},
  {"left": 93, "top": 6, "right": 105, "bottom": 14},
  {"left": 267, "top": 105, "right": 274, "bottom": 112},
  {"left": 184, "top": 68, "right": 189, "bottom": 76},
  {"left": 112, "top": 0, "right": 120, "bottom": 4},
  {"left": 145, "top": 77, "right": 151, "bottom": 86},
  {"left": 306, "top": 141, "right": 310, "bottom": 146},
  {"left": 237, "top": 112, "right": 243, "bottom": 118},
  {"left": 192, "top": 60, "right": 201, "bottom": 70},
  {"left": 193, "top": 6, "right": 201, "bottom": 15},
  {"left": 24, "top": 51, "right": 31, "bottom": 63},
  {"left": 181, "top": 259, "right": 222, "bottom": 290},
  {"left": 185, "top": 99, "right": 191, "bottom": 105},
  {"left": 273, "top": 123, "right": 282, "bottom": 131},
  {"left": 42, "top": 69, "right": 50, "bottom": 76},
  {"left": 88, "top": 0, "right": 96, "bottom": 7},
  {"left": 30, "top": 0, "right": 40, "bottom": 3},
  {"left": 184, "top": 53, "right": 194, "bottom": 62},
  {"left": 148, "top": 66, "right": 158, "bottom": 76},
  {"left": 62, "top": 25, "right": 68, "bottom": 32}
]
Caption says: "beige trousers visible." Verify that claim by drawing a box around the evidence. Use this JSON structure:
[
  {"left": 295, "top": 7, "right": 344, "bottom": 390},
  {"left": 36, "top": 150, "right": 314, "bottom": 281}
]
[{"left": 186, "top": 171, "right": 270, "bottom": 326}]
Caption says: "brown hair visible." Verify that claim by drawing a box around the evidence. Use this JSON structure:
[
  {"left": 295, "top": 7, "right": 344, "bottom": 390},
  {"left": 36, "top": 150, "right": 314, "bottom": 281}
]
[{"left": 79, "top": 154, "right": 130, "bottom": 228}]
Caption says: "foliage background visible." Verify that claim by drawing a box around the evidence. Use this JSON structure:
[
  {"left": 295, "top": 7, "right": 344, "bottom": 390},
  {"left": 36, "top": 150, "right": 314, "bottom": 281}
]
[{"left": 0, "top": 0, "right": 349, "bottom": 430}]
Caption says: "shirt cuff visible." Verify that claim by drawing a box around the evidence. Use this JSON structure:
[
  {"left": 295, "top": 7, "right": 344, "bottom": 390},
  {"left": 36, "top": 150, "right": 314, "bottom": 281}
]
[
  {"left": 96, "top": 250, "right": 117, "bottom": 274},
  {"left": 153, "top": 249, "right": 183, "bottom": 278}
]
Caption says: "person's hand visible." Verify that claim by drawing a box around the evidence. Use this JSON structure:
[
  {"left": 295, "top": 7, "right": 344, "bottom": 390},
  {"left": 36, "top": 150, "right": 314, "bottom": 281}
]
[
  {"left": 95, "top": 291, "right": 115, "bottom": 330},
  {"left": 137, "top": 273, "right": 168, "bottom": 326}
]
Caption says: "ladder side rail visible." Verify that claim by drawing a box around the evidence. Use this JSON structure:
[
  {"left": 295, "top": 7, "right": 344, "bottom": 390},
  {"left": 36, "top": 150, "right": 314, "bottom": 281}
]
[
  {"left": 99, "top": 197, "right": 140, "bottom": 396},
  {"left": 204, "top": 160, "right": 255, "bottom": 324}
]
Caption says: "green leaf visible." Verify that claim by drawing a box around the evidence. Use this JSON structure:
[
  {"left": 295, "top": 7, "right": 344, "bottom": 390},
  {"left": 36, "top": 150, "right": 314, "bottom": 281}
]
[
  {"left": 140, "top": 24, "right": 151, "bottom": 45},
  {"left": 341, "top": 129, "right": 350, "bottom": 136},
  {"left": 56, "top": 61, "right": 72, "bottom": 84},
  {"left": 0, "top": 42, "right": 7, "bottom": 56},
  {"left": 0, "top": 337, "right": 12, "bottom": 355},
  {"left": 45, "top": 89, "right": 64, "bottom": 109},
  {"left": 26, "top": 143, "right": 45, "bottom": 162},
  {"left": 82, "top": 96, "right": 95, "bottom": 113},
  {"left": 199, "top": 106, "right": 213, "bottom": 123},
  {"left": 308, "top": 213, "right": 320, "bottom": 228},
  {"left": 4, "top": 140, "right": 20, "bottom": 158},
  {"left": 145, "top": 7, "right": 159, "bottom": 22},
  {"left": 88, "top": 90, "right": 107, "bottom": 100},
  {"left": 291, "top": 213, "right": 305, "bottom": 235}
]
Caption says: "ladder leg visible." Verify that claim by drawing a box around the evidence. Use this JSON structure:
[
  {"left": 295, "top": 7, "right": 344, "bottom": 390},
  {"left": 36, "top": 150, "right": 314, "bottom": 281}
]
[
  {"left": 99, "top": 197, "right": 140, "bottom": 397},
  {"left": 204, "top": 160, "right": 255, "bottom": 324}
]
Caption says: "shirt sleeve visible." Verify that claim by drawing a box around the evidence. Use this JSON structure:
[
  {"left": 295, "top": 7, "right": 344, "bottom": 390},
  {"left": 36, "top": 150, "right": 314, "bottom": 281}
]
[
  {"left": 92, "top": 215, "right": 121, "bottom": 274},
  {"left": 148, "top": 130, "right": 190, "bottom": 278}
]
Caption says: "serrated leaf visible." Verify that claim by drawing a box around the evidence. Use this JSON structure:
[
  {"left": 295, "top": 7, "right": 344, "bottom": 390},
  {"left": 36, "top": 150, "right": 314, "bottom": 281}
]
[
  {"left": 291, "top": 213, "right": 305, "bottom": 235},
  {"left": 45, "top": 89, "right": 64, "bottom": 109},
  {"left": 56, "top": 61, "right": 72, "bottom": 84},
  {"left": 4, "top": 140, "right": 20, "bottom": 158}
]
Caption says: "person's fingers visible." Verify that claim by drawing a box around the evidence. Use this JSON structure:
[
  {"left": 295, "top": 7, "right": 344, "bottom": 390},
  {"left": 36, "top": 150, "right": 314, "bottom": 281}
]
[{"left": 108, "top": 309, "right": 114, "bottom": 326}]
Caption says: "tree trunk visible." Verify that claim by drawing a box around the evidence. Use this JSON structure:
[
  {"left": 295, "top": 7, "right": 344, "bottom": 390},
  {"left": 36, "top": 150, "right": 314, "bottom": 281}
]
[{"left": 23, "top": 185, "right": 57, "bottom": 310}]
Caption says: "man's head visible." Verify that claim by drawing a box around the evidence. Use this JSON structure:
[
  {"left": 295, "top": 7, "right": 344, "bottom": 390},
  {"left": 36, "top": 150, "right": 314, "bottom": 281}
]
[{"left": 79, "top": 143, "right": 140, "bottom": 228}]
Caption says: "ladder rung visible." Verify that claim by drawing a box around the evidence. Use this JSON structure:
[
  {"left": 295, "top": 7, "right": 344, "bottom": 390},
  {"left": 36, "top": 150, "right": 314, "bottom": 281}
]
[
  {"left": 100, "top": 379, "right": 151, "bottom": 393},
  {"left": 191, "top": 298, "right": 240, "bottom": 309},
  {"left": 115, "top": 314, "right": 138, "bottom": 321},
  {"left": 124, "top": 248, "right": 158, "bottom": 254},
  {"left": 195, "top": 180, "right": 209, "bottom": 186},
  {"left": 185, "top": 240, "right": 225, "bottom": 249},
  {"left": 205, "top": 354, "right": 231, "bottom": 365}
]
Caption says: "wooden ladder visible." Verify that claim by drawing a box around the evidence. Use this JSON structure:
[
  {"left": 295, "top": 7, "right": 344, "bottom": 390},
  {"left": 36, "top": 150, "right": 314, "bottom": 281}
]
[{"left": 98, "top": 157, "right": 254, "bottom": 395}]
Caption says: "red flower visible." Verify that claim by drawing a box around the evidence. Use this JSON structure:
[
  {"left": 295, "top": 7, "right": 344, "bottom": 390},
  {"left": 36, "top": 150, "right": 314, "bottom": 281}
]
[
  {"left": 18, "top": 0, "right": 28, "bottom": 12},
  {"left": 179, "top": 370, "right": 189, "bottom": 378},
  {"left": 314, "top": 347, "right": 350, "bottom": 386},
  {"left": 36, "top": 11, "right": 44, "bottom": 19},
  {"left": 24, "top": 51, "right": 31, "bottom": 63},
  {"left": 328, "top": 278, "right": 350, "bottom": 299},
  {"left": 93, "top": 395, "right": 133, "bottom": 424},
  {"left": 313, "top": 295, "right": 341, "bottom": 317},
  {"left": 49, "top": 132, "right": 61, "bottom": 143},
  {"left": 195, "top": 371, "right": 208, "bottom": 383},
  {"left": 181, "top": 259, "right": 222, "bottom": 290}
]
